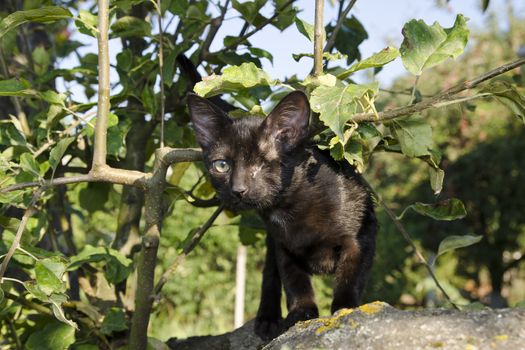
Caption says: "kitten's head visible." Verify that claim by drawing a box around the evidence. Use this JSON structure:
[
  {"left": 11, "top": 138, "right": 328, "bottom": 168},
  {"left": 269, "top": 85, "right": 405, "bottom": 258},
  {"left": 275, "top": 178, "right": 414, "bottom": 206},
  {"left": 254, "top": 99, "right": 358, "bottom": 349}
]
[{"left": 187, "top": 91, "right": 310, "bottom": 211}]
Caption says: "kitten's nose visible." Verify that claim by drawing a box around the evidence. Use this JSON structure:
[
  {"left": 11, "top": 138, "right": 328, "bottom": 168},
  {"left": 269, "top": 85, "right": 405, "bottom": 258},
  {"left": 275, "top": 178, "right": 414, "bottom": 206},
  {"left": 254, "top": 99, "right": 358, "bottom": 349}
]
[{"left": 232, "top": 185, "right": 248, "bottom": 198}]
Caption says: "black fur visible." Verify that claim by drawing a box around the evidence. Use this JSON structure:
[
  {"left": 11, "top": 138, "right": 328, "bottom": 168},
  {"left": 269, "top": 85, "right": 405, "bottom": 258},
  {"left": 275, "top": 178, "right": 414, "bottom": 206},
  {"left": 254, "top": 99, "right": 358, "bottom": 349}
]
[{"left": 187, "top": 91, "right": 377, "bottom": 340}]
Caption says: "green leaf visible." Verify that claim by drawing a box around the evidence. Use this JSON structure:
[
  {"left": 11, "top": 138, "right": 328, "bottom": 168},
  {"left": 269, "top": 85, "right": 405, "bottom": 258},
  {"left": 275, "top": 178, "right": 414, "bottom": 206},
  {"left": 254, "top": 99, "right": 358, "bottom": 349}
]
[
  {"left": 0, "top": 287, "right": 4, "bottom": 304},
  {"left": 75, "top": 10, "right": 98, "bottom": 37},
  {"left": 68, "top": 245, "right": 132, "bottom": 284},
  {"left": 400, "top": 14, "right": 469, "bottom": 75},
  {"left": 391, "top": 114, "right": 433, "bottom": 157},
  {"left": 101, "top": 307, "right": 128, "bottom": 335},
  {"left": 310, "top": 82, "right": 378, "bottom": 140},
  {"left": 194, "top": 63, "right": 275, "bottom": 97},
  {"left": 49, "top": 294, "right": 78, "bottom": 329},
  {"left": 20, "top": 153, "right": 40, "bottom": 178},
  {"left": 49, "top": 137, "right": 75, "bottom": 174},
  {"left": 247, "top": 47, "right": 274, "bottom": 63},
  {"left": 110, "top": 16, "right": 151, "bottom": 38},
  {"left": 39, "top": 90, "right": 66, "bottom": 106},
  {"left": 294, "top": 17, "right": 314, "bottom": 42},
  {"left": 338, "top": 47, "right": 399, "bottom": 80},
  {"left": 328, "top": 15, "right": 368, "bottom": 64},
  {"left": 232, "top": 0, "right": 267, "bottom": 25},
  {"left": 35, "top": 258, "right": 67, "bottom": 295},
  {"left": 399, "top": 198, "right": 467, "bottom": 221},
  {"left": 0, "top": 78, "right": 34, "bottom": 96},
  {"left": 480, "top": 80, "right": 525, "bottom": 123},
  {"left": 25, "top": 321, "right": 75, "bottom": 350},
  {"left": 32, "top": 47, "right": 51, "bottom": 76},
  {"left": 481, "top": 0, "right": 490, "bottom": 11},
  {"left": 0, "top": 6, "right": 73, "bottom": 39},
  {"left": 429, "top": 167, "right": 445, "bottom": 195},
  {"left": 437, "top": 234, "right": 483, "bottom": 258}
]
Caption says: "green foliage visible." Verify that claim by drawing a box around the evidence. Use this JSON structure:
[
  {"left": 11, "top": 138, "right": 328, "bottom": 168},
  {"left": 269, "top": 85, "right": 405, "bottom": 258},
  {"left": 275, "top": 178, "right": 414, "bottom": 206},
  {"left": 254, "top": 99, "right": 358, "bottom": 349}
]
[
  {"left": 0, "top": 0, "right": 523, "bottom": 347},
  {"left": 400, "top": 15, "right": 469, "bottom": 76}
]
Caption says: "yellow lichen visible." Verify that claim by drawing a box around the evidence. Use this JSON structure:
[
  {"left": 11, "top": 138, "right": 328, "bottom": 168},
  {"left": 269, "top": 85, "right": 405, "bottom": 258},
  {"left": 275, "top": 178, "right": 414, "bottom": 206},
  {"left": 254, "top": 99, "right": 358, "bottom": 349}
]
[
  {"left": 430, "top": 342, "right": 444, "bottom": 348},
  {"left": 493, "top": 334, "right": 508, "bottom": 341},
  {"left": 314, "top": 308, "right": 355, "bottom": 334},
  {"left": 358, "top": 301, "right": 385, "bottom": 315}
]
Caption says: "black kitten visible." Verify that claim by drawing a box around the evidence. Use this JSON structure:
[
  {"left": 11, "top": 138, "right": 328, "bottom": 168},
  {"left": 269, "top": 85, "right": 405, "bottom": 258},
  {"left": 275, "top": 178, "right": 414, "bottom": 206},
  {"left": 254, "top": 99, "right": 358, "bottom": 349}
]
[{"left": 187, "top": 91, "right": 377, "bottom": 340}]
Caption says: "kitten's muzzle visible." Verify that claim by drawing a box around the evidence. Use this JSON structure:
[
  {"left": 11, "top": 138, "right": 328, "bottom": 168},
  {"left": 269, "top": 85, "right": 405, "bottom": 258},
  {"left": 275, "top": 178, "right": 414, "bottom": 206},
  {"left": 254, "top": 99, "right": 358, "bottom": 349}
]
[{"left": 232, "top": 184, "right": 248, "bottom": 199}]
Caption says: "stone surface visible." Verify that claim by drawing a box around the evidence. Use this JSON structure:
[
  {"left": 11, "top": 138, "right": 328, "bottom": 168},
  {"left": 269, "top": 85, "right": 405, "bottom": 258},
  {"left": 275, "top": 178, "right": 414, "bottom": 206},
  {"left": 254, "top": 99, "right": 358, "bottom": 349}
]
[{"left": 167, "top": 301, "right": 525, "bottom": 350}]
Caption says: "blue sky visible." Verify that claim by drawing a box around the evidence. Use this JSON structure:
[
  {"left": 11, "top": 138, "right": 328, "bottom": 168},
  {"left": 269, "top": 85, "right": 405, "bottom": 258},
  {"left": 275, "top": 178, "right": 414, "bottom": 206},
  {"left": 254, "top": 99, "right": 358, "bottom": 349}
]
[{"left": 59, "top": 0, "right": 525, "bottom": 101}]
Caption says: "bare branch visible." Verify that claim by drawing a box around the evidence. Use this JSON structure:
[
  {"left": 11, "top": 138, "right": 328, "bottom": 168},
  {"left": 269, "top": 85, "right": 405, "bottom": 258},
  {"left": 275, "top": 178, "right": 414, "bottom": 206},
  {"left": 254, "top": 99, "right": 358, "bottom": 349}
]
[
  {"left": 92, "top": 0, "right": 111, "bottom": 168},
  {"left": 199, "top": 0, "right": 231, "bottom": 63},
  {"left": 154, "top": 0, "right": 166, "bottom": 148},
  {"left": 154, "top": 204, "right": 224, "bottom": 295},
  {"left": 0, "top": 189, "right": 42, "bottom": 279},
  {"left": 353, "top": 57, "right": 525, "bottom": 123},
  {"left": 220, "top": 0, "right": 295, "bottom": 52},
  {"left": 324, "top": 0, "right": 357, "bottom": 53},
  {"left": 313, "top": 0, "right": 325, "bottom": 77},
  {"left": 0, "top": 175, "right": 93, "bottom": 193}
]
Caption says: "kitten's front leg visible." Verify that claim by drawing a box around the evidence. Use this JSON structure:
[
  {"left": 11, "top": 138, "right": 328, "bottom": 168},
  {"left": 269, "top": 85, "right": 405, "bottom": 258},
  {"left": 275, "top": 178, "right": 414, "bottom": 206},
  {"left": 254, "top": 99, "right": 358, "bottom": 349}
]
[
  {"left": 275, "top": 244, "right": 319, "bottom": 330},
  {"left": 255, "top": 235, "right": 283, "bottom": 340},
  {"left": 331, "top": 238, "right": 362, "bottom": 313}
]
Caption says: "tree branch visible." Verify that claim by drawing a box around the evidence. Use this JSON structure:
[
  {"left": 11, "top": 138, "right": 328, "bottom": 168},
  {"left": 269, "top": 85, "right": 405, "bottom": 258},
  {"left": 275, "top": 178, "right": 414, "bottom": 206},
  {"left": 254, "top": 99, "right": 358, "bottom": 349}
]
[
  {"left": 0, "top": 189, "right": 42, "bottom": 280},
  {"left": 324, "top": 0, "right": 357, "bottom": 53},
  {"left": 313, "top": 0, "right": 325, "bottom": 77},
  {"left": 92, "top": 0, "right": 111, "bottom": 168},
  {"left": 220, "top": 0, "right": 295, "bottom": 52},
  {"left": 154, "top": 204, "right": 224, "bottom": 295},
  {"left": 199, "top": 0, "right": 230, "bottom": 63},
  {"left": 352, "top": 57, "right": 525, "bottom": 123}
]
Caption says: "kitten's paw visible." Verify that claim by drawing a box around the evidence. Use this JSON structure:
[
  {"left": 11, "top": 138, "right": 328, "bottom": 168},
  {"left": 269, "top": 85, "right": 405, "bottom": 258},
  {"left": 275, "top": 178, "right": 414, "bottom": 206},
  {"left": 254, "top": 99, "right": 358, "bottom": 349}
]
[
  {"left": 284, "top": 306, "right": 319, "bottom": 330},
  {"left": 254, "top": 316, "right": 283, "bottom": 341}
]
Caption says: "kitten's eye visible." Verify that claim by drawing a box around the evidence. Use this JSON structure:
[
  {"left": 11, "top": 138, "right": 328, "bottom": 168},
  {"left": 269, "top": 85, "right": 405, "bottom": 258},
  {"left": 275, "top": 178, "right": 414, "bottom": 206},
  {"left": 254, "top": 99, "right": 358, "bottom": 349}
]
[{"left": 212, "top": 159, "right": 231, "bottom": 173}]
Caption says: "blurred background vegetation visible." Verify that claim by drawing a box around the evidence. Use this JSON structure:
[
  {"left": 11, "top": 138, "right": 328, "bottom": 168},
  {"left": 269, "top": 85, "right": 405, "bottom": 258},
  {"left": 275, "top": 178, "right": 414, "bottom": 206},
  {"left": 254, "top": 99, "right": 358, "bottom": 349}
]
[{"left": 0, "top": 0, "right": 524, "bottom": 347}]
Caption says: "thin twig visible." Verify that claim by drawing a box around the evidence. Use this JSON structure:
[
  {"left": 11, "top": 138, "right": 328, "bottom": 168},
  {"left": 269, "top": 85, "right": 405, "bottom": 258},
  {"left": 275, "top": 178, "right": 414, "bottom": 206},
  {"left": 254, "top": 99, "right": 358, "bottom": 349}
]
[
  {"left": 368, "top": 185, "right": 459, "bottom": 309},
  {"left": 0, "top": 188, "right": 42, "bottom": 279},
  {"left": 352, "top": 57, "right": 525, "bottom": 123},
  {"left": 324, "top": 0, "right": 358, "bottom": 53},
  {"left": 154, "top": 0, "right": 166, "bottom": 148},
  {"left": 313, "top": 0, "right": 325, "bottom": 77},
  {"left": 154, "top": 204, "right": 224, "bottom": 295},
  {"left": 198, "top": 0, "right": 230, "bottom": 63},
  {"left": 0, "top": 46, "right": 32, "bottom": 137},
  {"left": 220, "top": 0, "right": 295, "bottom": 52}
]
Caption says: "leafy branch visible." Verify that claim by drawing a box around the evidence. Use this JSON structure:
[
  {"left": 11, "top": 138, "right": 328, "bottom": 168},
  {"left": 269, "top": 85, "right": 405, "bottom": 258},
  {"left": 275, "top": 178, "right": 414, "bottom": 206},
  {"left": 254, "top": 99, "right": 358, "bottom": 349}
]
[{"left": 352, "top": 56, "right": 525, "bottom": 123}]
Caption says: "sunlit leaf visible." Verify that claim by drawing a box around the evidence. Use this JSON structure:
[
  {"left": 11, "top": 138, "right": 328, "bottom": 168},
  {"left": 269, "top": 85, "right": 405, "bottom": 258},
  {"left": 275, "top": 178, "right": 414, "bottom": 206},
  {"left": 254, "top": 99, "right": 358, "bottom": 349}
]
[
  {"left": 338, "top": 47, "right": 399, "bottom": 80},
  {"left": 311, "top": 82, "right": 378, "bottom": 140},
  {"left": 35, "top": 258, "right": 67, "bottom": 295},
  {"left": 400, "top": 14, "right": 469, "bottom": 75},
  {"left": 20, "top": 153, "right": 40, "bottom": 178},
  {"left": 399, "top": 198, "right": 467, "bottom": 221},
  {"left": 110, "top": 16, "right": 151, "bottom": 38},
  {"left": 437, "top": 234, "right": 482, "bottom": 258},
  {"left": 75, "top": 10, "right": 98, "bottom": 37},
  {"left": 0, "top": 7, "right": 73, "bottom": 39},
  {"left": 25, "top": 321, "right": 75, "bottom": 350},
  {"left": 294, "top": 17, "right": 314, "bottom": 42},
  {"left": 0, "top": 78, "right": 34, "bottom": 96},
  {"left": 50, "top": 294, "right": 78, "bottom": 329},
  {"left": 194, "top": 63, "right": 275, "bottom": 97}
]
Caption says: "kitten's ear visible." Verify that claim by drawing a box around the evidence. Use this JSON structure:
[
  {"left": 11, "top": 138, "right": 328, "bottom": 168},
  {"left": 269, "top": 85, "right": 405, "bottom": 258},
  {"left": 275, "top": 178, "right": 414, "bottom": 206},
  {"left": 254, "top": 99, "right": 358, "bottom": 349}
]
[
  {"left": 264, "top": 91, "right": 310, "bottom": 150},
  {"left": 187, "top": 93, "right": 232, "bottom": 148}
]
